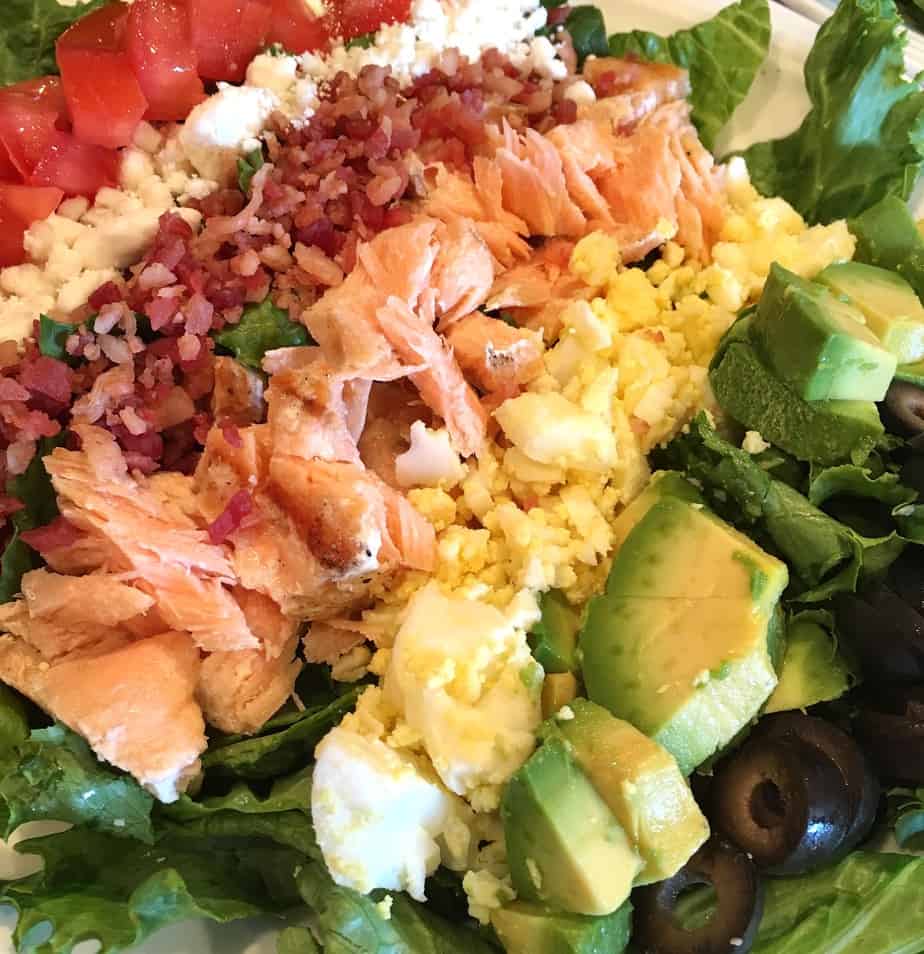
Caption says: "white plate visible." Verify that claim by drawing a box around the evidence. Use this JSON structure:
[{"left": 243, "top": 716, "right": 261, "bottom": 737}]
[{"left": 0, "top": 2, "right": 838, "bottom": 952}]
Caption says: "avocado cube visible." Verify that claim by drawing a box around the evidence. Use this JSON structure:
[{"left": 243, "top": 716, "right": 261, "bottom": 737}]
[
  {"left": 750, "top": 264, "right": 896, "bottom": 402},
  {"left": 492, "top": 900, "right": 632, "bottom": 954},
  {"left": 542, "top": 672, "right": 579, "bottom": 718},
  {"left": 850, "top": 194, "right": 924, "bottom": 302},
  {"left": 529, "top": 590, "right": 581, "bottom": 674},
  {"left": 501, "top": 737, "right": 642, "bottom": 916},
  {"left": 710, "top": 316, "right": 884, "bottom": 465},
  {"left": 818, "top": 261, "right": 924, "bottom": 364},
  {"left": 548, "top": 700, "right": 709, "bottom": 884},
  {"left": 580, "top": 497, "right": 786, "bottom": 775},
  {"left": 610, "top": 470, "right": 704, "bottom": 554}
]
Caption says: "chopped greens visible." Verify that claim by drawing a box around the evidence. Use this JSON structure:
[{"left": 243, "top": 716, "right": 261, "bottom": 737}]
[
  {"left": 237, "top": 147, "right": 266, "bottom": 195},
  {"left": 346, "top": 32, "right": 377, "bottom": 49},
  {"left": 739, "top": 0, "right": 924, "bottom": 223},
  {"left": 563, "top": 6, "right": 608, "bottom": 68},
  {"left": 608, "top": 0, "right": 771, "bottom": 151},
  {"left": 213, "top": 298, "right": 314, "bottom": 371},
  {"left": 37, "top": 315, "right": 75, "bottom": 362}
]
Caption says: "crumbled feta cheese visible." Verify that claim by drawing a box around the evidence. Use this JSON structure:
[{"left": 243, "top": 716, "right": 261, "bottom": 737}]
[
  {"left": 395, "top": 421, "right": 466, "bottom": 488},
  {"left": 383, "top": 583, "right": 541, "bottom": 809},
  {"left": 312, "top": 724, "right": 467, "bottom": 900},
  {"left": 463, "top": 869, "right": 515, "bottom": 924},
  {"left": 742, "top": 430, "right": 771, "bottom": 454},
  {"left": 180, "top": 83, "right": 280, "bottom": 180},
  {"left": 564, "top": 79, "right": 596, "bottom": 106}
]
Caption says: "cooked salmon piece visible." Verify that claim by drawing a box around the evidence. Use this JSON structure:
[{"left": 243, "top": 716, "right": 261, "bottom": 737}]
[
  {"left": 445, "top": 313, "right": 544, "bottom": 395},
  {"left": 377, "top": 480, "right": 437, "bottom": 572},
  {"left": 234, "top": 586, "right": 299, "bottom": 660},
  {"left": 47, "top": 425, "right": 257, "bottom": 652},
  {"left": 145, "top": 471, "right": 205, "bottom": 525},
  {"left": 358, "top": 380, "right": 428, "bottom": 488},
  {"left": 581, "top": 57, "right": 691, "bottom": 123},
  {"left": 195, "top": 423, "right": 270, "bottom": 522},
  {"left": 197, "top": 633, "right": 301, "bottom": 735},
  {"left": 212, "top": 356, "right": 266, "bottom": 426},
  {"left": 431, "top": 218, "right": 496, "bottom": 329},
  {"left": 0, "top": 631, "right": 206, "bottom": 803},
  {"left": 304, "top": 619, "right": 367, "bottom": 665},
  {"left": 375, "top": 296, "right": 487, "bottom": 457}
]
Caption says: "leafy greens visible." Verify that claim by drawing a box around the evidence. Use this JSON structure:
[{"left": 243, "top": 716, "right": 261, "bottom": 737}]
[
  {"left": 213, "top": 299, "right": 313, "bottom": 371},
  {"left": 608, "top": 0, "right": 771, "bottom": 152},
  {"left": 739, "top": 0, "right": 924, "bottom": 223}
]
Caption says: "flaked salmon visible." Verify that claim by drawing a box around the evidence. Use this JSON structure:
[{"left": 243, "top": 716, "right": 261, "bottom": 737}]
[
  {"left": 444, "top": 313, "right": 544, "bottom": 395},
  {"left": 212, "top": 356, "right": 266, "bottom": 427}
]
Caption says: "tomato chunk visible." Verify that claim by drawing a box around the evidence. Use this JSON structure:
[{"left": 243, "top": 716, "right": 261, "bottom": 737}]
[
  {"left": 126, "top": 0, "right": 206, "bottom": 121},
  {"left": 327, "top": 0, "right": 411, "bottom": 41},
  {"left": 267, "top": 0, "right": 329, "bottom": 53},
  {"left": 0, "top": 185, "right": 64, "bottom": 268},
  {"left": 28, "top": 133, "right": 121, "bottom": 198},
  {"left": 0, "top": 78, "right": 69, "bottom": 180},
  {"left": 57, "top": 3, "right": 148, "bottom": 149},
  {"left": 188, "top": 0, "right": 272, "bottom": 83}
]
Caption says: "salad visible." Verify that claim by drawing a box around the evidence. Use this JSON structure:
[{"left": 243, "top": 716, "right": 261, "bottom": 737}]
[{"left": 1, "top": 0, "right": 924, "bottom": 951}]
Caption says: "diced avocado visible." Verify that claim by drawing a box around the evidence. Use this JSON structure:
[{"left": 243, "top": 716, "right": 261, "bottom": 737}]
[
  {"left": 529, "top": 590, "right": 581, "bottom": 673},
  {"left": 547, "top": 700, "right": 709, "bottom": 884},
  {"left": 492, "top": 900, "right": 632, "bottom": 954},
  {"left": 542, "top": 672, "right": 579, "bottom": 718},
  {"left": 817, "top": 262, "right": 924, "bottom": 364},
  {"left": 764, "top": 614, "right": 854, "bottom": 714},
  {"left": 502, "top": 737, "right": 642, "bottom": 916},
  {"left": 850, "top": 194, "right": 924, "bottom": 301},
  {"left": 580, "top": 496, "right": 786, "bottom": 775},
  {"left": 750, "top": 263, "right": 896, "bottom": 401},
  {"left": 610, "top": 470, "right": 704, "bottom": 554},
  {"left": 710, "top": 316, "right": 884, "bottom": 465}
]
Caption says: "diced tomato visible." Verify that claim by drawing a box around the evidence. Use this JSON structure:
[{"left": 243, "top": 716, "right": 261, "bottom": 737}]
[
  {"left": 188, "top": 0, "right": 272, "bottom": 83},
  {"left": 56, "top": 3, "right": 148, "bottom": 149},
  {"left": 327, "top": 0, "right": 411, "bottom": 41},
  {"left": 28, "top": 132, "right": 121, "bottom": 198},
  {"left": 0, "top": 78, "right": 69, "bottom": 181},
  {"left": 0, "top": 184, "right": 64, "bottom": 268},
  {"left": 0, "top": 147, "right": 18, "bottom": 183},
  {"left": 126, "top": 0, "right": 206, "bottom": 121},
  {"left": 267, "top": 0, "right": 329, "bottom": 53}
]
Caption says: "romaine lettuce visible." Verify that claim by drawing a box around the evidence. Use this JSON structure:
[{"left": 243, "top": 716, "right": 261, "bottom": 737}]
[{"left": 213, "top": 299, "right": 313, "bottom": 371}]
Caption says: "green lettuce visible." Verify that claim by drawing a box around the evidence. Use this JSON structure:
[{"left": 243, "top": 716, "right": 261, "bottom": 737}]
[
  {"left": 0, "top": 0, "right": 107, "bottom": 85},
  {"left": 0, "top": 724, "right": 155, "bottom": 843},
  {"left": 237, "top": 148, "right": 265, "bottom": 196},
  {"left": 277, "top": 927, "right": 321, "bottom": 954},
  {"left": 213, "top": 299, "right": 313, "bottom": 371},
  {"left": 739, "top": 0, "right": 924, "bottom": 223},
  {"left": 607, "top": 0, "right": 770, "bottom": 151},
  {"left": 564, "top": 7, "right": 608, "bottom": 68}
]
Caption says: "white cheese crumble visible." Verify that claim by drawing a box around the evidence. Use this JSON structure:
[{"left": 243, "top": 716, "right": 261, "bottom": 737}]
[
  {"left": 742, "top": 430, "right": 771, "bottom": 455},
  {"left": 395, "top": 421, "right": 466, "bottom": 488}
]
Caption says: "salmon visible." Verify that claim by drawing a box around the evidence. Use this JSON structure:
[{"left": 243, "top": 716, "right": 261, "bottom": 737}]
[
  {"left": 358, "top": 380, "right": 427, "bottom": 488},
  {"left": 47, "top": 424, "right": 257, "bottom": 652},
  {"left": 375, "top": 296, "right": 487, "bottom": 457},
  {"left": 197, "top": 633, "right": 301, "bottom": 735},
  {"left": 444, "top": 313, "right": 544, "bottom": 394},
  {"left": 0, "top": 630, "right": 206, "bottom": 803},
  {"left": 234, "top": 585, "right": 300, "bottom": 660},
  {"left": 195, "top": 423, "right": 270, "bottom": 522},
  {"left": 580, "top": 57, "right": 691, "bottom": 124},
  {"left": 431, "top": 217, "right": 496, "bottom": 329},
  {"left": 304, "top": 619, "right": 366, "bottom": 665},
  {"left": 212, "top": 356, "right": 266, "bottom": 426},
  {"left": 378, "top": 480, "right": 437, "bottom": 572}
]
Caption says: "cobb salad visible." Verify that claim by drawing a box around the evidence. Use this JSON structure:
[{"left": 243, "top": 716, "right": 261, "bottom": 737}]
[{"left": 1, "top": 0, "right": 924, "bottom": 951}]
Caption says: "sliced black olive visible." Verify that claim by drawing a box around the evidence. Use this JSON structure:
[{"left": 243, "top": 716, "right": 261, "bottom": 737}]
[
  {"left": 854, "top": 686, "right": 924, "bottom": 784},
  {"left": 633, "top": 838, "right": 763, "bottom": 954},
  {"left": 834, "top": 586, "right": 924, "bottom": 684},
  {"left": 709, "top": 735, "right": 852, "bottom": 875},
  {"left": 751, "top": 713, "right": 879, "bottom": 856},
  {"left": 883, "top": 381, "right": 924, "bottom": 437},
  {"left": 888, "top": 545, "right": 924, "bottom": 617}
]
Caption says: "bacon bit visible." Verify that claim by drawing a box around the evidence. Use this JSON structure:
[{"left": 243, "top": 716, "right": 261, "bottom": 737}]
[
  {"left": 0, "top": 342, "right": 20, "bottom": 370},
  {"left": 21, "top": 516, "right": 82, "bottom": 553},
  {"left": 5, "top": 440, "right": 36, "bottom": 476},
  {"left": 88, "top": 281, "right": 123, "bottom": 310},
  {"left": 0, "top": 496, "right": 24, "bottom": 519},
  {"left": 177, "top": 334, "right": 201, "bottom": 362},
  {"left": 208, "top": 489, "right": 253, "bottom": 545},
  {"left": 185, "top": 294, "right": 215, "bottom": 336},
  {"left": 119, "top": 406, "right": 148, "bottom": 437},
  {"left": 221, "top": 422, "right": 243, "bottom": 448},
  {"left": 19, "top": 356, "right": 74, "bottom": 405},
  {"left": 0, "top": 378, "right": 31, "bottom": 402}
]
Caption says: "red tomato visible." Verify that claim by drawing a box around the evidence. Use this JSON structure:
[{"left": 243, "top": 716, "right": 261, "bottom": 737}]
[
  {"left": 327, "top": 0, "right": 411, "bottom": 41},
  {"left": 267, "top": 0, "right": 329, "bottom": 53},
  {"left": 0, "top": 184, "right": 64, "bottom": 267},
  {"left": 56, "top": 3, "right": 148, "bottom": 149},
  {"left": 0, "top": 78, "right": 69, "bottom": 180},
  {"left": 125, "top": 0, "right": 206, "bottom": 121},
  {"left": 188, "top": 0, "right": 272, "bottom": 83},
  {"left": 28, "top": 133, "right": 121, "bottom": 198},
  {"left": 0, "top": 147, "right": 18, "bottom": 183}
]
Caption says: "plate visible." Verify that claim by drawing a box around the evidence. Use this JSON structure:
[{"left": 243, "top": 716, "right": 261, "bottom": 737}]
[{"left": 0, "top": 2, "right": 824, "bottom": 952}]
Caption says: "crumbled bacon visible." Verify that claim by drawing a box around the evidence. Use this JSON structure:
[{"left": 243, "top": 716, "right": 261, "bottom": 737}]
[
  {"left": 20, "top": 516, "right": 82, "bottom": 554},
  {"left": 208, "top": 489, "right": 253, "bottom": 545}
]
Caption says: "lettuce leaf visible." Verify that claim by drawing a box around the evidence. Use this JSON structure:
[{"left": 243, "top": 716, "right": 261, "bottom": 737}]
[
  {"left": 0, "top": 724, "right": 155, "bottom": 843},
  {"left": 0, "top": 0, "right": 107, "bottom": 85},
  {"left": 752, "top": 852, "right": 924, "bottom": 953},
  {"left": 213, "top": 299, "right": 312, "bottom": 371},
  {"left": 277, "top": 927, "right": 321, "bottom": 954},
  {"left": 739, "top": 0, "right": 924, "bottom": 223},
  {"left": 607, "top": 0, "right": 770, "bottom": 151}
]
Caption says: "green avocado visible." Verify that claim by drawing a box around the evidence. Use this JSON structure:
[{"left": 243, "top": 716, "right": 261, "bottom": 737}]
[
  {"left": 529, "top": 590, "right": 581, "bottom": 674},
  {"left": 764, "top": 613, "right": 854, "bottom": 714},
  {"left": 501, "top": 737, "right": 642, "bottom": 916},
  {"left": 850, "top": 194, "right": 924, "bottom": 301},
  {"left": 580, "top": 496, "right": 786, "bottom": 775},
  {"left": 542, "top": 672, "right": 579, "bottom": 719},
  {"left": 710, "top": 315, "right": 884, "bottom": 465},
  {"left": 492, "top": 900, "right": 632, "bottom": 954},
  {"left": 610, "top": 470, "right": 704, "bottom": 555},
  {"left": 817, "top": 261, "right": 924, "bottom": 364},
  {"left": 750, "top": 263, "right": 895, "bottom": 402},
  {"left": 546, "top": 700, "right": 709, "bottom": 885}
]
